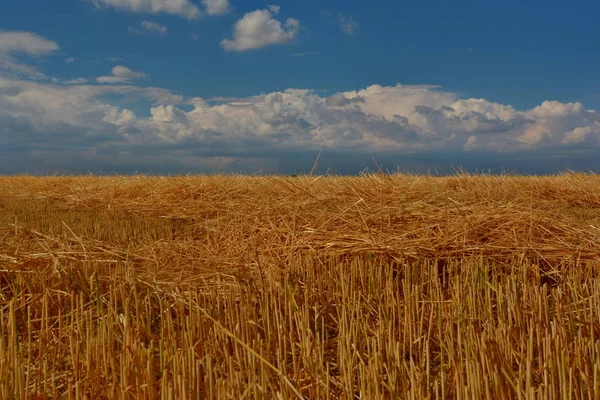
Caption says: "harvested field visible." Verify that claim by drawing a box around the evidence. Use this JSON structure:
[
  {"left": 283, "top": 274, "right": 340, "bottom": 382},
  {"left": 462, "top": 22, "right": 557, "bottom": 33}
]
[{"left": 1, "top": 172, "right": 600, "bottom": 399}]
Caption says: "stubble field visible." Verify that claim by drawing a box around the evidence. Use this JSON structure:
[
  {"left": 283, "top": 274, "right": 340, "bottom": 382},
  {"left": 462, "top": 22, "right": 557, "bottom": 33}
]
[{"left": 1, "top": 172, "right": 600, "bottom": 399}]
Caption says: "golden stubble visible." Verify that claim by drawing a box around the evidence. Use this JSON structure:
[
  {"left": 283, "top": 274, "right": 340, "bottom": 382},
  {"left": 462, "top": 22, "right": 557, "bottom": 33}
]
[{"left": 0, "top": 172, "right": 599, "bottom": 399}]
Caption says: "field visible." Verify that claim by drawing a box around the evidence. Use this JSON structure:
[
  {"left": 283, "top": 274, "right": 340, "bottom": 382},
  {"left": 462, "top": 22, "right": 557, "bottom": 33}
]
[{"left": 1, "top": 173, "right": 600, "bottom": 399}]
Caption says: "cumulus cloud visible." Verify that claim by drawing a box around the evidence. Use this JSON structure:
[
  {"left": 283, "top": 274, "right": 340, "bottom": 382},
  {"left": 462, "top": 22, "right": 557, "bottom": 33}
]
[
  {"left": 96, "top": 65, "right": 148, "bottom": 84},
  {"left": 221, "top": 5, "right": 299, "bottom": 51},
  {"left": 0, "top": 31, "right": 59, "bottom": 79},
  {"left": 92, "top": 0, "right": 200, "bottom": 19},
  {"left": 2, "top": 77, "right": 600, "bottom": 174},
  {"left": 123, "top": 85, "right": 600, "bottom": 153},
  {"left": 202, "top": 0, "right": 229, "bottom": 16},
  {"left": 0, "top": 77, "right": 186, "bottom": 158},
  {"left": 130, "top": 20, "right": 168, "bottom": 35},
  {"left": 0, "top": 79, "right": 129, "bottom": 151},
  {"left": 338, "top": 14, "right": 358, "bottom": 35}
]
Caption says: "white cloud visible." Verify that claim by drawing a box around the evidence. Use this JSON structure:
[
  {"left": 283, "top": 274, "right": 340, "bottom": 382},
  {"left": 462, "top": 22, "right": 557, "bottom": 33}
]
[
  {"left": 0, "top": 78, "right": 185, "bottom": 150},
  {"left": 96, "top": 65, "right": 148, "bottom": 84},
  {"left": 112, "top": 65, "right": 147, "bottom": 79},
  {"left": 2, "top": 77, "right": 600, "bottom": 173},
  {"left": 202, "top": 0, "right": 229, "bottom": 16},
  {"left": 0, "top": 31, "right": 59, "bottom": 55},
  {"left": 135, "top": 85, "right": 600, "bottom": 152},
  {"left": 561, "top": 126, "right": 595, "bottom": 145},
  {"left": 338, "top": 14, "right": 358, "bottom": 35},
  {"left": 151, "top": 104, "right": 188, "bottom": 123},
  {"left": 130, "top": 20, "right": 168, "bottom": 35},
  {"left": 141, "top": 87, "right": 185, "bottom": 104},
  {"left": 65, "top": 57, "right": 76, "bottom": 63},
  {"left": 221, "top": 6, "right": 299, "bottom": 52},
  {"left": 63, "top": 78, "right": 88, "bottom": 85},
  {"left": 92, "top": 0, "right": 200, "bottom": 19},
  {"left": 96, "top": 77, "right": 126, "bottom": 84},
  {"left": 0, "top": 31, "right": 59, "bottom": 79},
  {"left": 0, "top": 78, "right": 119, "bottom": 128}
]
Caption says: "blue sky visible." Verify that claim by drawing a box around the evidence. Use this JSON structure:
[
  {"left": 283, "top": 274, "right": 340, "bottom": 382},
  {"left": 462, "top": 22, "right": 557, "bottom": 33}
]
[{"left": 1, "top": 0, "right": 600, "bottom": 174}]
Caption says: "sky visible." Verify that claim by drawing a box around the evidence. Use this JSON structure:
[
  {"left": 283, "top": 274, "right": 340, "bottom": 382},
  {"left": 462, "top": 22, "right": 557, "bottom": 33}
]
[{"left": 1, "top": 0, "right": 600, "bottom": 175}]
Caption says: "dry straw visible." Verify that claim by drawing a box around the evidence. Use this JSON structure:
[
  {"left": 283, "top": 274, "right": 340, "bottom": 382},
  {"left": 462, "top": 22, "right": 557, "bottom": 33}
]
[{"left": 1, "top": 171, "right": 600, "bottom": 398}]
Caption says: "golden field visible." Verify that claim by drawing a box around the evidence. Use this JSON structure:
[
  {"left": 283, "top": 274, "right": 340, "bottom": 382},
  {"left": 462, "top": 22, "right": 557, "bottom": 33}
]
[{"left": 1, "top": 172, "right": 600, "bottom": 399}]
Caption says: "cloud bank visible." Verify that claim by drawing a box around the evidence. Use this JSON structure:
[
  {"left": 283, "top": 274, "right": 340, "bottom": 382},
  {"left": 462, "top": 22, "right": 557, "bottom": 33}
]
[
  {"left": 1, "top": 30, "right": 598, "bottom": 174},
  {"left": 2, "top": 74, "right": 600, "bottom": 174}
]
